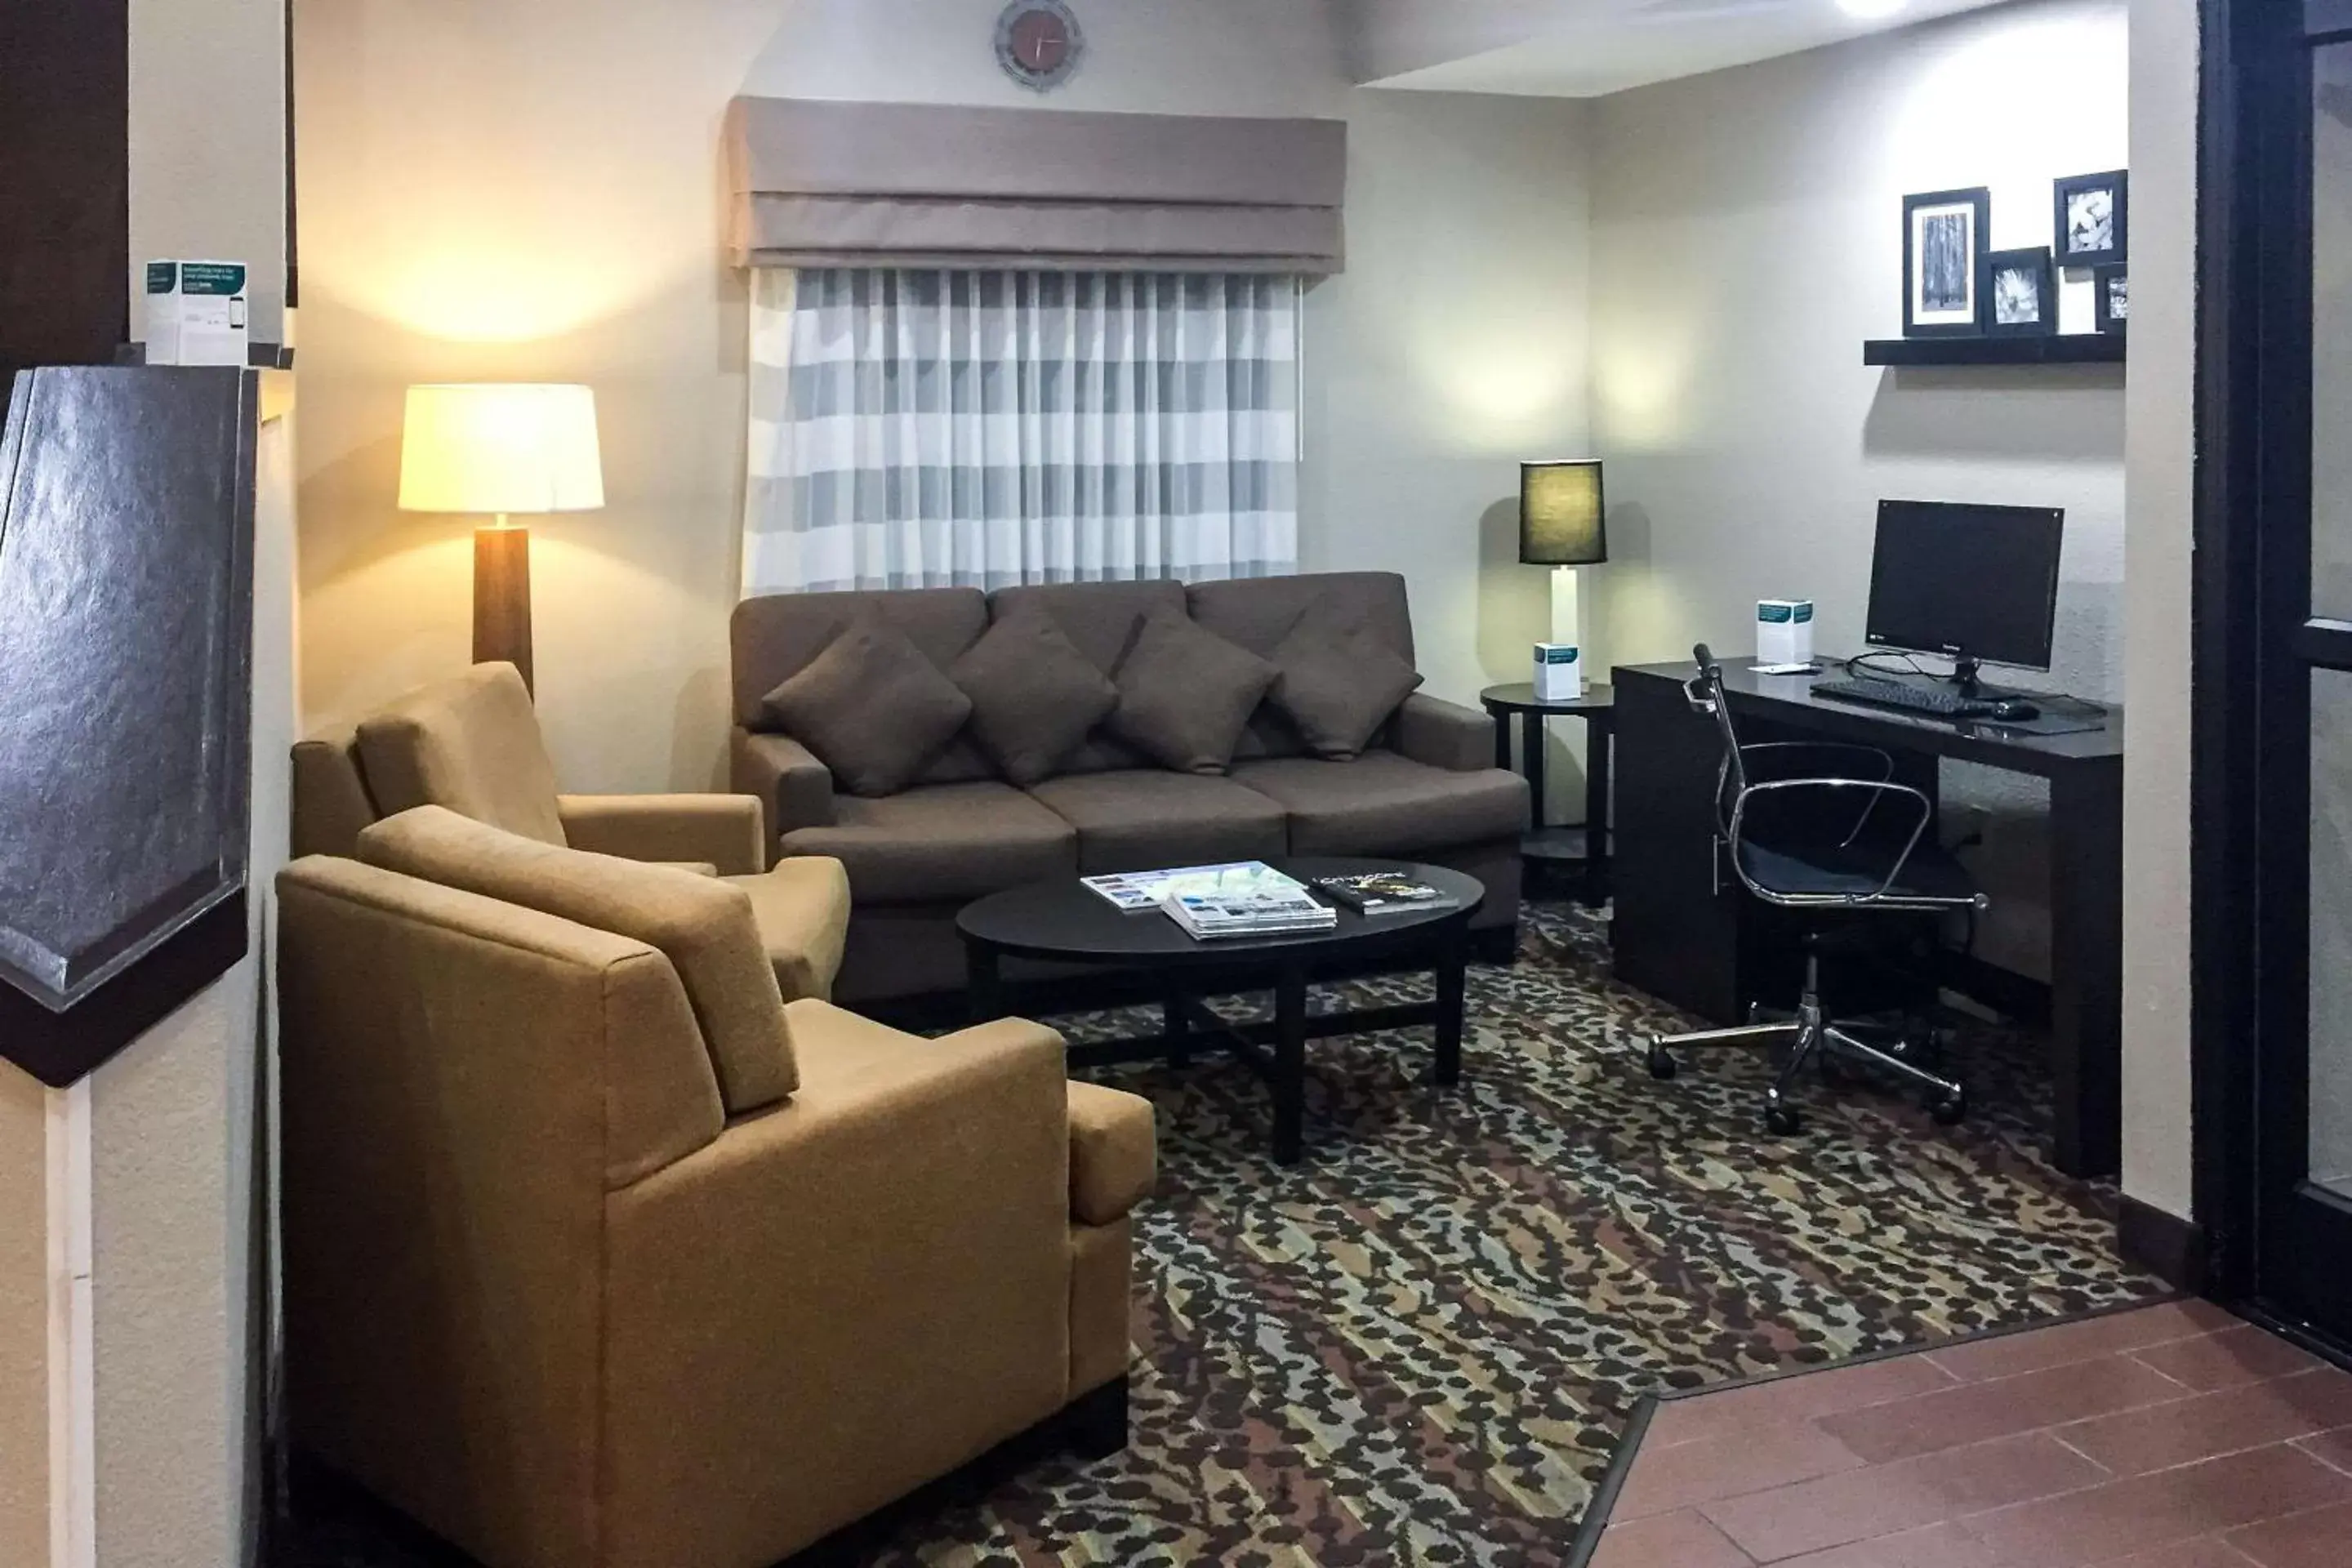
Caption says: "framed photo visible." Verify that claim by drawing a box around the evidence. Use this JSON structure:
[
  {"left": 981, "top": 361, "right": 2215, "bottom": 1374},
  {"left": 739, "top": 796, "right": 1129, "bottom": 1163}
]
[
  {"left": 2054, "top": 169, "right": 2128, "bottom": 269},
  {"left": 1984, "top": 247, "right": 2057, "bottom": 337},
  {"left": 1903, "top": 187, "right": 1992, "bottom": 338},
  {"left": 2094, "top": 265, "right": 2129, "bottom": 335}
]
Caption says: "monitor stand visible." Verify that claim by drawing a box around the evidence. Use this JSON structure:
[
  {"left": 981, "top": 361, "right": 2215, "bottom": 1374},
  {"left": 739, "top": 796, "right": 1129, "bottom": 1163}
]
[{"left": 1943, "top": 656, "right": 2031, "bottom": 703}]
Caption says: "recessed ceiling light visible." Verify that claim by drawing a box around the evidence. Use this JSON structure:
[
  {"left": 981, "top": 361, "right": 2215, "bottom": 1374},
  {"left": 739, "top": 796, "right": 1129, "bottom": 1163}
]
[{"left": 1840, "top": 0, "right": 1907, "bottom": 17}]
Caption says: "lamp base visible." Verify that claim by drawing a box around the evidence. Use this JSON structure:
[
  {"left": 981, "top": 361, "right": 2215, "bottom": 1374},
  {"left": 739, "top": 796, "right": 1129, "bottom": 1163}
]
[
  {"left": 1548, "top": 564, "right": 1585, "bottom": 698},
  {"left": 474, "top": 523, "right": 535, "bottom": 695}
]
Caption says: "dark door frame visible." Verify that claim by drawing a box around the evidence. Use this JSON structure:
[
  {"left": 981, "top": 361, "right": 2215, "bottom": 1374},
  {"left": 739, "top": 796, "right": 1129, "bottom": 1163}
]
[{"left": 2192, "top": 0, "right": 2352, "bottom": 1359}]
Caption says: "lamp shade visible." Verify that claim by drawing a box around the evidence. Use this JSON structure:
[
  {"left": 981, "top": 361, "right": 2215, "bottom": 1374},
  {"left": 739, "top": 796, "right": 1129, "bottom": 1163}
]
[
  {"left": 1520, "top": 460, "right": 1607, "bottom": 567},
  {"left": 399, "top": 384, "right": 605, "bottom": 515}
]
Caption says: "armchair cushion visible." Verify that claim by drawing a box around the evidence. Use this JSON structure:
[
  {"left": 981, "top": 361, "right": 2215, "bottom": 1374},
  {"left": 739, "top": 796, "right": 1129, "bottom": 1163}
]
[
  {"left": 761, "top": 609, "right": 973, "bottom": 799},
  {"left": 359, "top": 807, "right": 799, "bottom": 1113},
  {"left": 1107, "top": 608, "right": 1279, "bottom": 776},
  {"left": 1066, "top": 1082, "right": 1156, "bottom": 1226},
  {"left": 951, "top": 602, "right": 1119, "bottom": 786},
  {"left": 1267, "top": 595, "right": 1426, "bottom": 761},
  {"left": 354, "top": 662, "right": 568, "bottom": 845},
  {"left": 558, "top": 793, "right": 767, "bottom": 876}
]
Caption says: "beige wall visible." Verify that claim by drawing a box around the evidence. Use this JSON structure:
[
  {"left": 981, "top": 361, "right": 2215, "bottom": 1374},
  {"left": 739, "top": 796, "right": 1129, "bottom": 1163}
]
[
  {"left": 0, "top": 1068, "right": 49, "bottom": 1568},
  {"left": 2119, "top": 0, "right": 2198, "bottom": 1222}
]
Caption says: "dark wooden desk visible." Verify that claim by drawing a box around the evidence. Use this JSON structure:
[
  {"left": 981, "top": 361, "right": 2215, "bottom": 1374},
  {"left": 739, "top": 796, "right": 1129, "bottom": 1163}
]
[{"left": 1611, "top": 660, "right": 2126, "bottom": 1178}]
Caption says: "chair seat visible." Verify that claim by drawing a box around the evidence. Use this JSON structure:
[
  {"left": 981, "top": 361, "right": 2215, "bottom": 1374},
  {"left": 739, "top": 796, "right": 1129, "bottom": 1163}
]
[
  {"left": 1737, "top": 838, "right": 1983, "bottom": 906},
  {"left": 780, "top": 782, "right": 1076, "bottom": 904},
  {"left": 727, "top": 857, "right": 852, "bottom": 1003},
  {"left": 1229, "top": 751, "right": 1528, "bottom": 857},
  {"left": 1026, "top": 771, "right": 1287, "bottom": 875}
]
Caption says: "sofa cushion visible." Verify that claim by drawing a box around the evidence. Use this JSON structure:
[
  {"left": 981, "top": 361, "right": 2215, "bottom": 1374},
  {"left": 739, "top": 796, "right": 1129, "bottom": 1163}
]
[
  {"left": 1231, "top": 751, "right": 1530, "bottom": 856},
  {"left": 355, "top": 663, "right": 568, "bottom": 847},
  {"left": 781, "top": 781, "right": 1078, "bottom": 904},
  {"left": 1066, "top": 1082, "right": 1156, "bottom": 1226},
  {"left": 951, "top": 603, "right": 1119, "bottom": 786},
  {"left": 762, "top": 610, "right": 973, "bottom": 799},
  {"left": 1267, "top": 595, "right": 1426, "bottom": 760},
  {"left": 1107, "top": 609, "right": 1279, "bottom": 776},
  {"left": 988, "top": 581, "right": 1186, "bottom": 777},
  {"left": 1027, "top": 771, "right": 1288, "bottom": 875},
  {"left": 357, "top": 806, "right": 798, "bottom": 1114}
]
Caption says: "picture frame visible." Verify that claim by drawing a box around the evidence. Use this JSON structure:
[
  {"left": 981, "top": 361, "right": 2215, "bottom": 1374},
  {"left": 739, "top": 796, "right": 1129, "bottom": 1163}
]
[
  {"left": 2053, "top": 169, "right": 2128, "bottom": 270},
  {"left": 1984, "top": 247, "right": 2058, "bottom": 337},
  {"left": 1902, "top": 187, "right": 1993, "bottom": 338},
  {"left": 2093, "top": 265, "right": 2129, "bottom": 335}
]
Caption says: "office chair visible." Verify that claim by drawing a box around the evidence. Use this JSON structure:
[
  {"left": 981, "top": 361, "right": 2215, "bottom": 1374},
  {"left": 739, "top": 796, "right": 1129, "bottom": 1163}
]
[{"left": 1646, "top": 644, "right": 1987, "bottom": 1135}]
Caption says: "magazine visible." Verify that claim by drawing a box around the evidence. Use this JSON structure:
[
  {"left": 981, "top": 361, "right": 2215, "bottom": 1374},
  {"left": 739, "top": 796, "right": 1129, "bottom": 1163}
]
[
  {"left": 1312, "top": 871, "right": 1460, "bottom": 917},
  {"left": 1082, "top": 861, "right": 1310, "bottom": 911},
  {"left": 1162, "top": 889, "right": 1337, "bottom": 941}
]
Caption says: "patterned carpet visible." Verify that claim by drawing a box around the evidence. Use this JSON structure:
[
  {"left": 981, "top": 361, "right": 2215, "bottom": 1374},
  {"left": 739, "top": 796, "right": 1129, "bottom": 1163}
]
[{"left": 276, "top": 902, "right": 2165, "bottom": 1568}]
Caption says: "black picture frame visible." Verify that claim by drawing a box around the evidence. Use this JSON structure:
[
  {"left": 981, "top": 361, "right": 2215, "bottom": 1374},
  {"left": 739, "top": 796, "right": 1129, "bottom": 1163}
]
[
  {"left": 1984, "top": 247, "right": 2058, "bottom": 337},
  {"left": 1902, "top": 187, "right": 1992, "bottom": 338},
  {"left": 2093, "top": 264, "right": 2129, "bottom": 335},
  {"left": 2053, "top": 169, "right": 2129, "bottom": 269}
]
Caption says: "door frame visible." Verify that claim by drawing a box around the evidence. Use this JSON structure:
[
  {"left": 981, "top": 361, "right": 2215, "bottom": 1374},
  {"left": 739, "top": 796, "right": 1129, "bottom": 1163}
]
[{"left": 2193, "top": 0, "right": 2352, "bottom": 1356}]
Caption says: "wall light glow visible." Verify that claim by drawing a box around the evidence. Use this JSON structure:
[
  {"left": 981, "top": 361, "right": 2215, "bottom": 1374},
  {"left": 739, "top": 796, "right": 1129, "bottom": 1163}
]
[{"left": 1839, "top": 0, "right": 1908, "bottom": 18}]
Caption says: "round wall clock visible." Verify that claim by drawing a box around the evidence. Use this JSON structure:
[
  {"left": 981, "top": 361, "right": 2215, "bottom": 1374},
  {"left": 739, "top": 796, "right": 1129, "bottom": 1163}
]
[{"left": 996, "top": 0, "right": 1085, "bottom": 92}]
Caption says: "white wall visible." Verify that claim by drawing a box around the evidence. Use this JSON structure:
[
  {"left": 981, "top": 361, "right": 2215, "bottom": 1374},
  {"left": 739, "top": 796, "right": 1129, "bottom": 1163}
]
[
  {"left": 1590, "top": 0, "right": 2130, "bottom": 977},
  {"left": 2119, "top": 0, "right": 2198, "bottom": 1221}
]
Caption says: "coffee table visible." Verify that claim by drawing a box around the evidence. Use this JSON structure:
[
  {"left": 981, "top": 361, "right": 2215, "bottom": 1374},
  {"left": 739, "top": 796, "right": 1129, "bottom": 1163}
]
[{"left": 956, "top": 858, "right": 1486, "bottom": 1164}]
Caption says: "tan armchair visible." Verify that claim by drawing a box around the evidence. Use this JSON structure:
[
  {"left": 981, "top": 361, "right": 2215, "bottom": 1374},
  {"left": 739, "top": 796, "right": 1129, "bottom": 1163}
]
[
  {"left": 278, "top": 847, "right": 1153, "bottom": 1568},
  {"left": 292, "top": 662, "right": 850, "bottom": 1000}
]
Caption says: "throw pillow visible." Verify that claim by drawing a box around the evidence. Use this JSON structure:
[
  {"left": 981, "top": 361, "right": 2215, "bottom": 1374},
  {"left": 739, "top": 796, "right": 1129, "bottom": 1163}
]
[
  {"left": 1107, "top": 608, "right": 1279, "bottom": 775},
  {"left": 951, "top": 603, "right": 1119, "bottom": 786},
  {"left": 760, "top": 609, "right": 973, "bottom": 798},
  {"left": 1267, "top": 596, "right": 1426, "bottom": 760}
]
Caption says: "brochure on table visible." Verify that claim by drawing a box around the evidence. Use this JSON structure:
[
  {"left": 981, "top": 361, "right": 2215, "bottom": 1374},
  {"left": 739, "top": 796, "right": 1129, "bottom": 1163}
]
[{"left": 1083, "top": 862, "right": 1338, "bottom": 940}]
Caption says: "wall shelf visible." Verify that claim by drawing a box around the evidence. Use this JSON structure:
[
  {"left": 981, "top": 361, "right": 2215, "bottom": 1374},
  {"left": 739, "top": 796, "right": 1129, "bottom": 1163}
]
[{"left": 1864, "top": 335, "right": 2127, "bottom": 368}]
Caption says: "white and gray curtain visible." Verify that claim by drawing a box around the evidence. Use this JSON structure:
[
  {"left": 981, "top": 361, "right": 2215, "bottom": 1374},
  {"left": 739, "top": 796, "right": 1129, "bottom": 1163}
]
[{"left": 742, "top": 268, "right": 1301, "bottom": 595}]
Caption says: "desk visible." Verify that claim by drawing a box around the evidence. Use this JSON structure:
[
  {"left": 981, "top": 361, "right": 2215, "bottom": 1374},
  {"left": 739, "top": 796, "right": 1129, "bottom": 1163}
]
[{"left": 1611, "top": 660, "right": 2125, "bottom": 1178}]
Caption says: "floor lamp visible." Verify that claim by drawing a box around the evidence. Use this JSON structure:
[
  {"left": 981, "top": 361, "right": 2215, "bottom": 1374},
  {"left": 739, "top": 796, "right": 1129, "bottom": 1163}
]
[
  {"left": 399, "top": 384, "right": 605, "bottom": 696},
  {"left": 1521, "top": 459, "right": 1608, "bottom": 697}
]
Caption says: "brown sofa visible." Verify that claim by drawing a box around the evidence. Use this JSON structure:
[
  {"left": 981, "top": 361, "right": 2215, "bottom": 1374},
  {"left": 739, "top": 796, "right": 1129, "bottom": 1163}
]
[
  {"left": 278, "top": 832, "right": 1155, "bottom": 1568},
  {"left": 732, "top": 572, "right": 1530, "bottom": 1003}
]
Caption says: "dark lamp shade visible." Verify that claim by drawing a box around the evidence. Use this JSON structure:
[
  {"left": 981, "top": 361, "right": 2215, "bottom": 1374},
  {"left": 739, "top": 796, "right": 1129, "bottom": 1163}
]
[{"left": 1521, "top": 460, "right": 1607, "bottom": 567}]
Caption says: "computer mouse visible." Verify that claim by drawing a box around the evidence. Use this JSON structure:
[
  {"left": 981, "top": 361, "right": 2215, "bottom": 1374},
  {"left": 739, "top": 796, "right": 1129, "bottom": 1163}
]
[{"left": 1989, "top": 699, "right": 2041, "bottom": 723}]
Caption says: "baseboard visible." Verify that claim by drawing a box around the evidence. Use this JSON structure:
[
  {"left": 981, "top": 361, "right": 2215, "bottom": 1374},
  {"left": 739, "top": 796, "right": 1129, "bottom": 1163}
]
[{"left": 2118, "top": 1195, "right": 2209, "bottom": 1294}]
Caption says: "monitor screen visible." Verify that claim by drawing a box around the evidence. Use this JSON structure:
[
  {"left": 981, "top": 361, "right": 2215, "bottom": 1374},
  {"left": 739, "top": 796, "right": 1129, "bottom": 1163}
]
[{"left": 1865, "top": 501, "right": 2065, "bottom": 672}]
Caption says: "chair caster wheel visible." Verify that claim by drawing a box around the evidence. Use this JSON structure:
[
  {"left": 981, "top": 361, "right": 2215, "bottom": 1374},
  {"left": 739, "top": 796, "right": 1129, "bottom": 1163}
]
[
  {"left": 1766, "top": 1104, "right": 1804, "bottom": 1137},
  {"left": 1646, "top": 1042, "right": 1678, "bottom": 1081},
  {"left": 1931, "top": 1092, "right": 1967, "bottom": 1127}
]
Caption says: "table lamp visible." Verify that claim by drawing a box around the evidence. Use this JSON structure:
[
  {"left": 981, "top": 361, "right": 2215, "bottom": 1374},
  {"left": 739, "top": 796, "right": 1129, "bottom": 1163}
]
[
  {"left": 1521, "top": 459, "right": 1607, "bottom": 697},
  {"left": 399, "top": 384, "right": 604, "bottom": 695}
]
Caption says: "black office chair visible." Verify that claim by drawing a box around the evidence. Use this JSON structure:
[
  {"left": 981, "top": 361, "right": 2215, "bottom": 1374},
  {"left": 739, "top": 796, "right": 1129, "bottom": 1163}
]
[{"left": 1646, "top": 644, "right": 1988, "bottom": 1134}]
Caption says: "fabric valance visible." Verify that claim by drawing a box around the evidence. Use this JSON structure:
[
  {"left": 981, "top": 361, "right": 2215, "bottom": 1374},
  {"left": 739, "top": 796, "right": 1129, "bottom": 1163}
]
[{"left": 725, "top": 98, "right": 1347, "bottom": 274}]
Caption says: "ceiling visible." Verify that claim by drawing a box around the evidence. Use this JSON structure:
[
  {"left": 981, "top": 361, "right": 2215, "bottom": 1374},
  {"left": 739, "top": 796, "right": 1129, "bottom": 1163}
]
[{"left": 1345, "top": 0, "right": 2019, "bottom": 98}]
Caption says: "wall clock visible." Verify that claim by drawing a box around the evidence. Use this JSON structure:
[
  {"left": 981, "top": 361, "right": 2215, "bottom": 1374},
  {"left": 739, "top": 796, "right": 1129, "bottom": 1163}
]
[{"left": 996, "top": 0, "right": 1085, "bottom": 92}]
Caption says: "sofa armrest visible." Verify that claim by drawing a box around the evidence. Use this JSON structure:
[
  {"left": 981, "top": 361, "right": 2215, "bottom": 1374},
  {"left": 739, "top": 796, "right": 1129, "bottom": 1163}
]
[
  {"left": 556, "top": 794, "right": 766, "bottom": 876},
  {"left": 1393, "top": 693, "right": 1497, "bottom": 773},
  {"left": 733, "top": 728, "right": 837, "bottom": 839},
  {"left": 1066, "top": 1083, "right": 1156, "bottom": 1226}
]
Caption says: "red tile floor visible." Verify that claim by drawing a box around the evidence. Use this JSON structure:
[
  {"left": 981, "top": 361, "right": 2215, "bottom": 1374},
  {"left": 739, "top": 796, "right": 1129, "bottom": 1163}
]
[{"left": 1588, "top": 1302, "right": 2352, "bottom": 1567}]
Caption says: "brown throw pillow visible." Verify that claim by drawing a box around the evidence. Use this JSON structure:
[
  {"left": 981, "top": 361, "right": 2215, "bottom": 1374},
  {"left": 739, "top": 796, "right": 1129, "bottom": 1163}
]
[
  {"left": 951, "top": 603, "right": 1119, "bottom": 786},
  {"left": 1107, "top": 608, "right": 1279, "bottom": 776},
  {"left": 760, "top": 609, "right": 973, "bottom": 798},
  {"left": 1268, "top": 596, "right": 1426, "bottom": 760}
]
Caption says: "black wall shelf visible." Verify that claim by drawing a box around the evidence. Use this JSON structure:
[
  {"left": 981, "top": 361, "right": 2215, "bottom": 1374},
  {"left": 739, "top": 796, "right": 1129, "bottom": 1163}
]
[{"left": 1864, "top": 335, "right": 2127, "bottom": 368}]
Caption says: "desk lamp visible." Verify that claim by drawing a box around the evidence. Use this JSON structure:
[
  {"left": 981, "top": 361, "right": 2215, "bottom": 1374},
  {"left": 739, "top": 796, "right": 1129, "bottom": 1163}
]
[
  {"left": 1521, "top": 460, "right": 1607, "bottom": 697},
  {"left": 399, "top": 384, "right": 604, "bottom": 696}
]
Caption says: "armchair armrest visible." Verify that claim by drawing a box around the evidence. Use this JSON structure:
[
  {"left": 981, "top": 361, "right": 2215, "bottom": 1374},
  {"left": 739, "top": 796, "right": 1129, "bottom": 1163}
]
[
  {"left": 556, "top": 794, "right": 766, "bottom": 876},
  {"left": 1392, "top": 693, "right": 1496, "bottom": 773},
  {"left": 1067, "top": 1082, "right": 1156, "bottom": 1225},
  {"left": 733, "top": 728, "right": 837, "bottom": 838}
]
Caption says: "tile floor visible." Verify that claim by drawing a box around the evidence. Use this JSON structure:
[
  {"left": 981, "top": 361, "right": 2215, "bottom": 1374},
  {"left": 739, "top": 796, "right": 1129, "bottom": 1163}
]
[{"left": 1589, "top": 1302, "right": 2352, "bottom": 1567}]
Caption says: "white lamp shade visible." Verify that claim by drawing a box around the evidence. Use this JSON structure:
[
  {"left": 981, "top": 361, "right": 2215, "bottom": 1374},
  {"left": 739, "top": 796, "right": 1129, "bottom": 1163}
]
[{"left": 399, "top": 384, "right": 605, "bottom": 515}]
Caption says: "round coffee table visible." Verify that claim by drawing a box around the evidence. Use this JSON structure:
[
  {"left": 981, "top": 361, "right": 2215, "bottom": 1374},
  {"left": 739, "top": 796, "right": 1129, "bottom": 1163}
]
[{"left": 957, "top": 858, "right": 1486, "bottom": 1164}]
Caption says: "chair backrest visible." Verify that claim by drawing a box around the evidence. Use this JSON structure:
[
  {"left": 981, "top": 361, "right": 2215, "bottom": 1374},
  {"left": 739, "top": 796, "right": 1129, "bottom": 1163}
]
[
  {"left": 353, "top": 663, "right": 570, "bottom": 846},
  {"left": 1684, "top": 644, "right": 1748, "bottom": 832}
]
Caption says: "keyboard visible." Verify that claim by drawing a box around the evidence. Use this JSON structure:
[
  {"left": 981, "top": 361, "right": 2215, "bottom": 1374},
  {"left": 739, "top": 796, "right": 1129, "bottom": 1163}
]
[{"left": 1812, "top": 675, "right": 1998, "bottom": 719}]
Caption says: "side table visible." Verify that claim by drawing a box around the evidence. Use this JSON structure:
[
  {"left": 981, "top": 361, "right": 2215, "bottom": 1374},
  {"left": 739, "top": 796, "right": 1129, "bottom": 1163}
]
[{"left": 1480, "top": 682, "right": 1615, "bottom": 904}]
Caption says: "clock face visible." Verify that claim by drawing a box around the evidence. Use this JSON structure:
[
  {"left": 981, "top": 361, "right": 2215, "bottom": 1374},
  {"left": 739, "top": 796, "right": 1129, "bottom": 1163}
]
[{"left": 996, "top": 1, "right": 1084, "bottom": 91}]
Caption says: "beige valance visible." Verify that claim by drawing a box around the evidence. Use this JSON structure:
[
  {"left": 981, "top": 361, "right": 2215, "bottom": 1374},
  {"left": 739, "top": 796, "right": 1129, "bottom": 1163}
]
[{"left": 725, "top": 98, "right": 1347, "bottom": 274}]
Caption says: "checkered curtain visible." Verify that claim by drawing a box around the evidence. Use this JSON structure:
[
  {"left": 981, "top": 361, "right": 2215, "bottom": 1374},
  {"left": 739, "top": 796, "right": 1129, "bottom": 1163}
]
[{"left": 743, "top": 269, "right": 1301, "bottom": 595}]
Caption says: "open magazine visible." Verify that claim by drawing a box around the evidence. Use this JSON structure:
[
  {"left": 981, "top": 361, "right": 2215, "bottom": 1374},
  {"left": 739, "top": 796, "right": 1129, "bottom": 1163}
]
[{"left": 1082, "top": 862, "right": 1338, "bottom": 940}]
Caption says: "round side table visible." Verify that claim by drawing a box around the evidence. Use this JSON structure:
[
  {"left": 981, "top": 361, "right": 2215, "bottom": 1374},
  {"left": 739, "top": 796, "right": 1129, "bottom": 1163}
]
[{"left": 1480, "top": 682, "right": 1615, "bottom": 903}]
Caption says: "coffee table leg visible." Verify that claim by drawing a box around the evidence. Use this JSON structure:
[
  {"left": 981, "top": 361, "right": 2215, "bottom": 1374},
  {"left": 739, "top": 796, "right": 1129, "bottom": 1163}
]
[
  {"left": 1434, "top": 925, "right": 1468, "bottom": 1087},
  {"left": 1273, "top": 965, "right": 1307, "bottom": 1165},
  {"left": 967, "top": 945, "right": 1004, "bottom": 1027},
  {"left": 1164, "top": 976, "right": 1192, "bottom": 1070}
]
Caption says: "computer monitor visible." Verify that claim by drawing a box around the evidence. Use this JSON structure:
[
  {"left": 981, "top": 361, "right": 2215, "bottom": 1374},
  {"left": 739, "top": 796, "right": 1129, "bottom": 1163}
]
[{"left": 1865, "top": 500, "right": 2065, "bottom": 689}]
